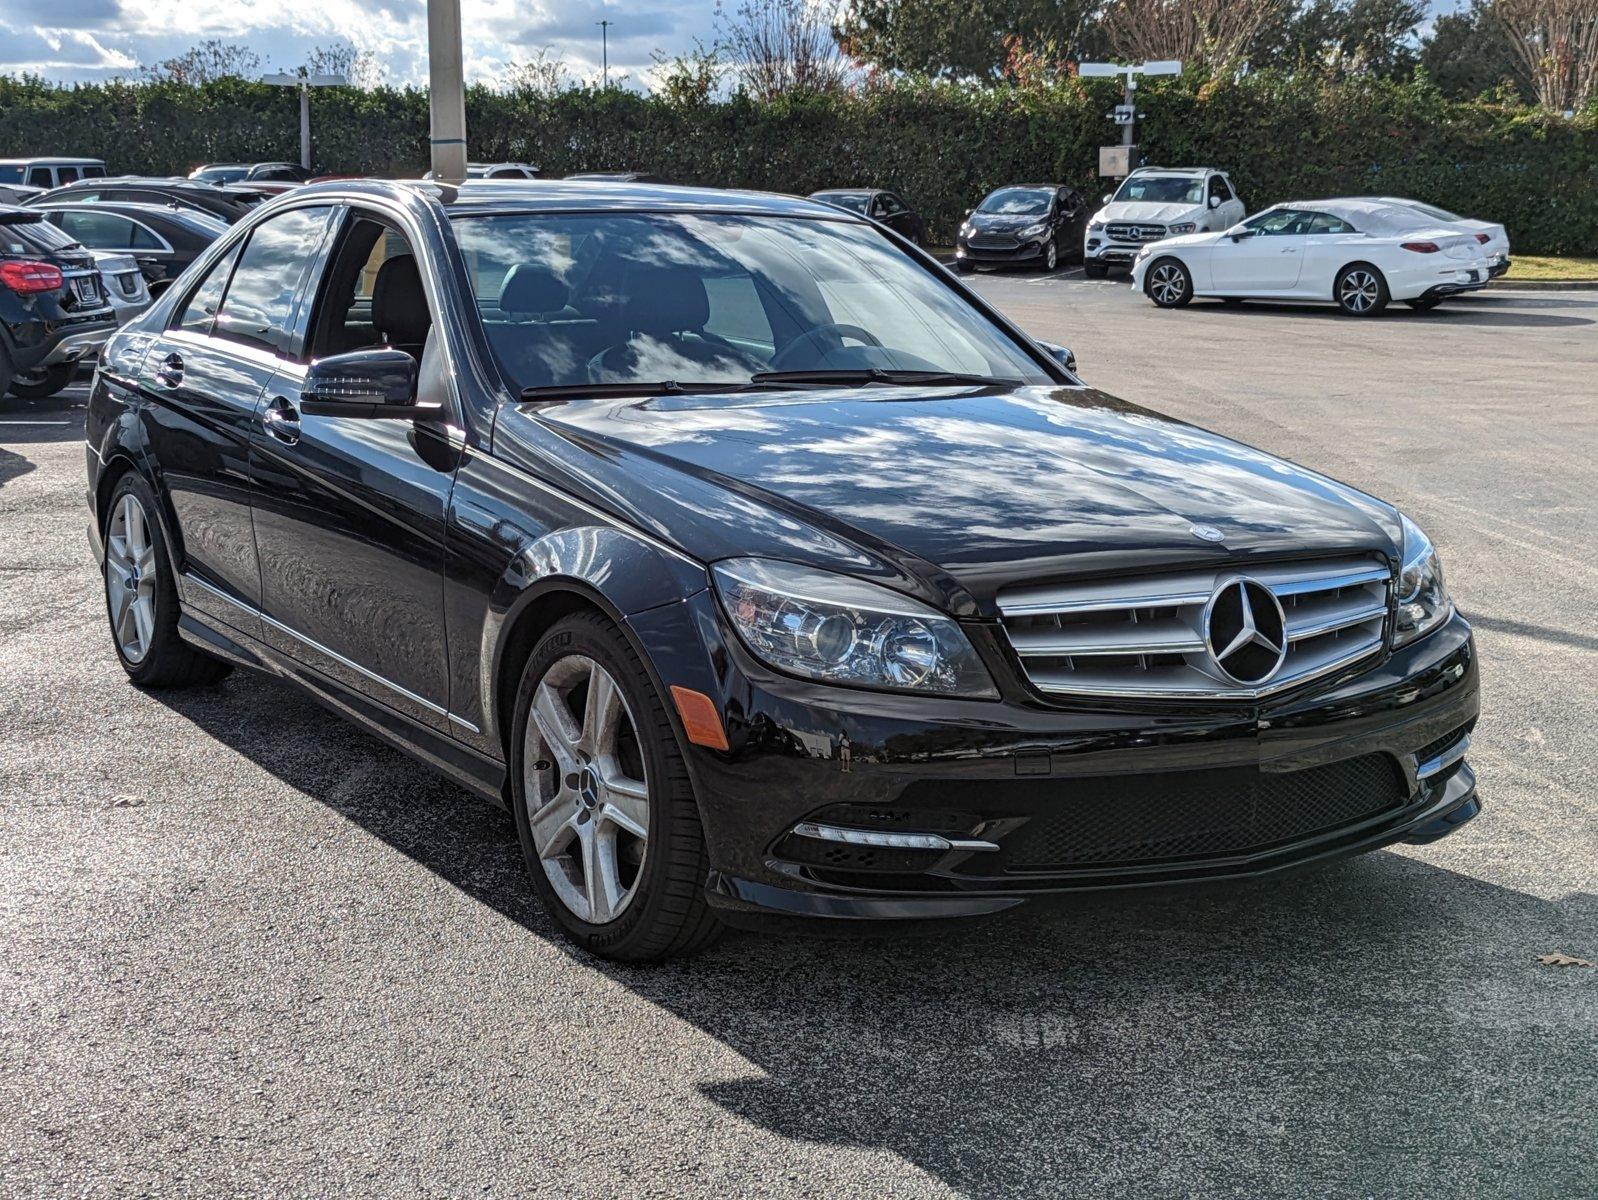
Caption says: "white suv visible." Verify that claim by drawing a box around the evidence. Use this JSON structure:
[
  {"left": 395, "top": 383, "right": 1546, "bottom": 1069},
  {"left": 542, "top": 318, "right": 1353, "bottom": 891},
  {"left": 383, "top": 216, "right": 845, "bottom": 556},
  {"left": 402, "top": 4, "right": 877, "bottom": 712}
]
[{"left": 1084, "top": 167, "right": 1245, "bottom": 277}]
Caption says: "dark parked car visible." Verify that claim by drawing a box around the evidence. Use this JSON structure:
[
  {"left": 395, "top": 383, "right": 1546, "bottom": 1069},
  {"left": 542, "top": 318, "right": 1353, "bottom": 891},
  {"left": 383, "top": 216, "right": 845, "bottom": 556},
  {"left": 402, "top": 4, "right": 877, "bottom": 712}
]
[
  {"left": 85, "top": 180, "right": 1480, "bottom": 961},
  {"left": 955, "top": 184, "right": 1088, "bottom": 273},
  {"left": 1, "top": 206, "right": 116, "bottom": 399},
  {"left": 34, "top": 202, "right": 227, "bottom": 294},
  {"left": 189, "top": 162, "right": 313, "bottom": 184},
  {"left": 28, "top": 177, "right": 261, "bottom": 224},
  {"left": 809, "top": 189, "right": 926, "bottom": 245}
]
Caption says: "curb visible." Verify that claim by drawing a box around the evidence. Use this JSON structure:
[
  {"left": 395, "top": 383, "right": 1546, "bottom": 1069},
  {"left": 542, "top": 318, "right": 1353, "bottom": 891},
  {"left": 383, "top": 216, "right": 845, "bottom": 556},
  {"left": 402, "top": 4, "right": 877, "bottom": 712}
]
[{"left": 1491, "top": 279, "right": 1598, "bottom": 291}]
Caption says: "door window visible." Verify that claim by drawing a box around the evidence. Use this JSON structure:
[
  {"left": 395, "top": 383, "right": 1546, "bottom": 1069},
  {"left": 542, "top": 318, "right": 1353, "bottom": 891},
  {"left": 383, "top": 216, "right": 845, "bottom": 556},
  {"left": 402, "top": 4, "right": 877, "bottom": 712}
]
[
  {"left": 307, "top": 215, "right": 431, "bottom": 359},
  {"left": 1058, "top": 189, "right": 1080, "bottom": 215},
  {"left": 82, "top": 165, "right": 106, "bottom": 178},
  {"left": 213, "top": 206, "right": 335, "bottom": 355},
  {"left": 27, "top": 167, "right": 52, "bottom": 188},
  {"left": 1243, "top": 209, "right": 1312, "bottom": 236},
  {"left": 1308, "top": 213, "right": 1355, "bottom": 234},
  {"left": 1208, "top": 176, "right": 1228, "bottom": 204},
  {"left": 56, "top": 210, "right": 141, "bottom": 249},
  {"left": 57, "top": 167, "right": 80, "bottom": 185},
  {"left": 878, "top": 194, "right": 906, "bottom": 217},
  {"left": 173, "top": 241, "right": 245, "bottom": 336}
]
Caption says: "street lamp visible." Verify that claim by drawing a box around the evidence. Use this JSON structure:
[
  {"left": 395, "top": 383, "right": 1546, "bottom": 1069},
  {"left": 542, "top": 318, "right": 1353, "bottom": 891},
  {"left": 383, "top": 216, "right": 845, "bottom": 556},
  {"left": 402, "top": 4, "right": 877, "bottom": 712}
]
[
  {"left": 1079, "top": 59, "right": 1181, "bottom": 177},
  {"left": 597, "top": 20, "right": 613, "bottom": 88},
  {"left": 261, "top": 71, "right": 347, "bottom": 171}
]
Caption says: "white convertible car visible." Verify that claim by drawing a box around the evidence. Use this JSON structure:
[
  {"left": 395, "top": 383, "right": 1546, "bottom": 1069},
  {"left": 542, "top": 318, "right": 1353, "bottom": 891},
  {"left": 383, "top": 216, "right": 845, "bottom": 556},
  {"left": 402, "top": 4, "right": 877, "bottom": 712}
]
[{"left": 1130, "top": 199, "right": 1492, "bottom": 316}]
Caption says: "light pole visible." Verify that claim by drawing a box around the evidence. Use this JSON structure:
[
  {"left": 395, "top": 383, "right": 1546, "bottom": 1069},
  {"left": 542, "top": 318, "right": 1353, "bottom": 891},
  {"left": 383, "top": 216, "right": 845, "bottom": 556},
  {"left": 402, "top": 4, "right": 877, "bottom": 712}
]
[
  {"left": 261, "top": 71, "right": 347, "bottom": 171},
  {"left": 1078, "top": 59, "right": 1180, "bottom": 175},
  {"left": 597, "top": 19, "right": 613, "bottom": 88},
  {"left": 427, "top": 0, "right": 469, "bottom": 183}
]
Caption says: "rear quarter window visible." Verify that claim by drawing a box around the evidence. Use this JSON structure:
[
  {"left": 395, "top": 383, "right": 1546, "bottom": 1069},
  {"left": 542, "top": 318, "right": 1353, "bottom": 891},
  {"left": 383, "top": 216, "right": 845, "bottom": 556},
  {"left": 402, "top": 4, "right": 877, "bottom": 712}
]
[{"left": 1, "top": 218, "right": 80, "bottom": 254}]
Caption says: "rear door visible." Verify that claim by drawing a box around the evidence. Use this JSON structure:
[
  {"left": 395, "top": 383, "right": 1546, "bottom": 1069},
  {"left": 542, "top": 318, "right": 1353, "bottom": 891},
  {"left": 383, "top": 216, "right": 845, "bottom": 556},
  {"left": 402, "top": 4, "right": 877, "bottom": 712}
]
[
  {"left": 137, "top": 205, "right": 337, "bottom": 632},
  {"left": 248, "top": 206, "right": 461, "bottom": 732}
]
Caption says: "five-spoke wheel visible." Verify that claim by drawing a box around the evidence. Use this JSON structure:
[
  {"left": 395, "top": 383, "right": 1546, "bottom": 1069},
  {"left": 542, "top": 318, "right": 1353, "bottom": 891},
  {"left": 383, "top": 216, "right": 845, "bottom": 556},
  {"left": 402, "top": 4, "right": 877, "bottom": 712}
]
[{"left": 523, "top": 653, "right": 651, "bottom": 925}]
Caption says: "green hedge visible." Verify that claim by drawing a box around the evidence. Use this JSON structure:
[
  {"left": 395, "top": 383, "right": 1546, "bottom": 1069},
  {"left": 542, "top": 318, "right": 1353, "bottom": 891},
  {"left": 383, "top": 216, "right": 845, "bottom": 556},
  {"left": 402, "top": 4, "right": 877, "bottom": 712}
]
[{"left": 3, "top": 73, "right": 1594, "bottom": 253}]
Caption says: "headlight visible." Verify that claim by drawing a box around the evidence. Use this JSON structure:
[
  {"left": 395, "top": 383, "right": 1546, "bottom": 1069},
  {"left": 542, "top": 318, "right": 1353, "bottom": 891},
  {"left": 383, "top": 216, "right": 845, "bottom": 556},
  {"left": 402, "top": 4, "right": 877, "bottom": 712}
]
[
  {"left": 1168, "top": 222, "right": 1196, "bottom": 234},
  {"left": 959, "top": 222, "right": 974, "bottom": 238},
  {"left": 1393, "top": 514, "right": 1452, "bottom": 647},
  {"left": 712, "top": 558, "right": 997, "bottom": 697},
  {"left": 1020, "top": 222, "right": 1048, "bottom": 239},
  {"left": 1088, "top": 220, "right": 1105, "bottom": 231}
]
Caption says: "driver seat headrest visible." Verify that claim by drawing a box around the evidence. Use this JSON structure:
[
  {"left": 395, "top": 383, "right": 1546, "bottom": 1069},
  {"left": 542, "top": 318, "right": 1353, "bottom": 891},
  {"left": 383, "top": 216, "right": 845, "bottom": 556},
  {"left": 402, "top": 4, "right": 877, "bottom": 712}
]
[
  {"left": 620, "top": 263, "right": 709, "bottom": 335},
  {"left": 499, "top": 263, "right": 571, "bottom": 316},
  {"left": 372, "top": 254, "right": 432, "bottom": 348}
]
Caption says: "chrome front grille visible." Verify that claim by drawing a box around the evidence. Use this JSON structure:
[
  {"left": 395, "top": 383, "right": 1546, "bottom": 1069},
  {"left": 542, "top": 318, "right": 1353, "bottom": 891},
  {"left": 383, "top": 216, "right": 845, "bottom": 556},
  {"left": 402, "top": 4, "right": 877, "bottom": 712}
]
[
  {"left": 997, "top": 556, "right": 1392, "bottom": 700},
  {"left": 1105, "top": 222, "right": 1167, "bottom": 243}
]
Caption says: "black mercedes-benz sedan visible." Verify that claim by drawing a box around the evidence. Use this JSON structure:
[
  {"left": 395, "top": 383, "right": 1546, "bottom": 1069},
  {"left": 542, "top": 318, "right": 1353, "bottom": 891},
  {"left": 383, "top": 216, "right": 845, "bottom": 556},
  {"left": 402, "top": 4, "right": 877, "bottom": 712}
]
[{"left": 85, "top": 180, "right": 1479, "bottom": 961}]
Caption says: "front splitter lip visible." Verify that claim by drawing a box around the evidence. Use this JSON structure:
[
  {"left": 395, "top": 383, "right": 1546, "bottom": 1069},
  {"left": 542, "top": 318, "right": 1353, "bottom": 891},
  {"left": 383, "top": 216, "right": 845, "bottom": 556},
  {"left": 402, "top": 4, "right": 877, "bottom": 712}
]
[{"left": 704, "top": 763, "right": 1479, "bottom": 921}]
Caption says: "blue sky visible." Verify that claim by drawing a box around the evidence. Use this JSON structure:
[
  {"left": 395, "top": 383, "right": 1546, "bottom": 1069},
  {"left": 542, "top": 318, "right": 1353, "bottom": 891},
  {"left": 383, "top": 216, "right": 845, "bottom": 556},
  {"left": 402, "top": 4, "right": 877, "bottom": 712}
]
[{"left": 2, "top": 0, "right": 1465, "bottom": 92}]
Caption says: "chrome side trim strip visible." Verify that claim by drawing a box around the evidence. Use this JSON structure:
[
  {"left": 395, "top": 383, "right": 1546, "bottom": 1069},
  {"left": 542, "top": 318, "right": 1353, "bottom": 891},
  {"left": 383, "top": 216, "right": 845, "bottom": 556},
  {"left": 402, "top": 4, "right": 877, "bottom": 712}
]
[
  {"left": 181, "top": 572, "right": 473, "bottom": 729},
  {"left": 1417, "top": 733, "right": 1470, "bottom": 780}
]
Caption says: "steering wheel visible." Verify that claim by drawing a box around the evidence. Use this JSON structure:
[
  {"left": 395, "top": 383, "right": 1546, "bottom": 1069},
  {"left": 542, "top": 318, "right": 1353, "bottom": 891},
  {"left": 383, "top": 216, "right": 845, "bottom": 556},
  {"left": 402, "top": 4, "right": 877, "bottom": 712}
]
[{"left": 769, "top": 323, "right": 884, "bottom": 372}]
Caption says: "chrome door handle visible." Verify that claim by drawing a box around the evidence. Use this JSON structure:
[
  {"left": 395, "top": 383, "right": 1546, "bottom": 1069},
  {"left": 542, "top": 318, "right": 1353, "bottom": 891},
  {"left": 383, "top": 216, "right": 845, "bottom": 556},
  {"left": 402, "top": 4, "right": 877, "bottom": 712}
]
[
  {"left": 263, "top": 396, "right": 300, "bottom": 445},
  {"left": 155, "top": 352, "right": 183, "bottom": 387}
]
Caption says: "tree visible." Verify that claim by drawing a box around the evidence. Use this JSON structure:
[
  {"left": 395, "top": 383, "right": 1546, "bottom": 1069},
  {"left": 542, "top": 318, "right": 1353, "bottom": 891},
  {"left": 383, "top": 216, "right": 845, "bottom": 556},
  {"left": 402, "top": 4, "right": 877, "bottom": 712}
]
[
  {"left": 142, "top": 40, "right": 261, "bottom": 85},
  {"left": 304, "top": 41, "right": 385, "bottom": 89},
  {"left": 1420, "top": 3, "right": 1529, "bottom": 100},
  {"left": 1493, "top": 0, "right": 1598, "bottom": 110},
  {"left": 1254, "top": 0, "right": 1428, "bottom": 76},
  {"left": 836, "top": 0, "right": 1104, "bottom": 80},
  {"left": 1101, "top": 0, "right": 1290, "bottom": 72},
  {"left": 717, "top": 0, "right": 851, "bottom": 98},
  {"left": 501, "top": 48, "right": 570, "bottom": 95},
  {"left": 651, "top": 41, "right": 724, "bottom": 105}
]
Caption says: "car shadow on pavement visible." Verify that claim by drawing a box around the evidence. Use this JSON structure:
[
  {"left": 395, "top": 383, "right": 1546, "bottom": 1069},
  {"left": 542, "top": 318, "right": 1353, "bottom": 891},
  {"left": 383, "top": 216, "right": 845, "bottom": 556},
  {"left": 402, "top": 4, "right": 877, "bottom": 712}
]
[
  {"left": 1186, "top": 297, "right": 1594, "bottom": 328},
  {"left": 151, "top": 669, "right": 1596, "bottom": 1199}
]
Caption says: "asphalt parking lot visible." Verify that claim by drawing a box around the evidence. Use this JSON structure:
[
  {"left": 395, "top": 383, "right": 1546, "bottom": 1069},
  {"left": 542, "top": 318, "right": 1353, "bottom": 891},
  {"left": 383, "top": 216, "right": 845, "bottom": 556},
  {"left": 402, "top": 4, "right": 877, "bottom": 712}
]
[{"left": 2, "top": 275, "right": 1594, "bottom": 1199}]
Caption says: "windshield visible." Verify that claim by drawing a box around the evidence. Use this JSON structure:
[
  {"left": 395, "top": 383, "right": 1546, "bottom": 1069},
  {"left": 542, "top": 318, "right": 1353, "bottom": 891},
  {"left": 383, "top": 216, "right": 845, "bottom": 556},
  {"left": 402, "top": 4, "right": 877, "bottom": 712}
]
[
  {"left": 976, "top": 188, "right": 1051, "bottom": 216},
  {"left": 812, "top": 193, "right": 868, "bottom": 214},
  {"left": 1113, "top": 175, "right": 1204, "bottom": 205},
  {"left": 451, "top": 212, "right": 1052, "bottom": 392}
]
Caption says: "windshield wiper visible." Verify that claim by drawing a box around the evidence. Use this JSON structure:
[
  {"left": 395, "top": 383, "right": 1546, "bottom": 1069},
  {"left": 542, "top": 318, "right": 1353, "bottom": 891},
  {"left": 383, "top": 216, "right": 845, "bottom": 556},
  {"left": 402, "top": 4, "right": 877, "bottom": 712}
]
[
  {"left": 520, "top": 379, "right": 753, "bottom": 403},
  {"left": 750, "top": 368, "right": 1020, "bottom": 388}
]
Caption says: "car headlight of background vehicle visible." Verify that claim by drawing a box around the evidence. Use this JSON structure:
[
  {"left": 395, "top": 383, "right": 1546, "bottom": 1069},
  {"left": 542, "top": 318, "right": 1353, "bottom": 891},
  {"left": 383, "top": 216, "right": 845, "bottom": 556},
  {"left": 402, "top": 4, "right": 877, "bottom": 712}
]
[
  {"left": 1088, "top": 220, "right": 1105, "bottom": 232},
  {"left": 959, "top": 222, "right": 975, "bottom": 238},
  {"left": 1167, "top": 222, "right": 1196, "bottom": 234},
  {"left": 1020, "top": 222, "right": 1048, "bottom": 239},
  {"left": 712, "top": 558, "right": 997, "bottom": 697},
  {"left": 1393, "top": 514, "right": 1452, "bottom": 647}
]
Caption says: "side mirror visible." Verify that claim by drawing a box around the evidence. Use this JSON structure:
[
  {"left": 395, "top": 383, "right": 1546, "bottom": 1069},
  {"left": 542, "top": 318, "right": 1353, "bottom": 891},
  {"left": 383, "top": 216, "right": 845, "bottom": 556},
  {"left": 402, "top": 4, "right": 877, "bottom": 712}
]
[
  {"left": 1208, "top": 195, "right": 1222, "bottom": 209},
  {"left": 302, "top": 347, "right": 429, "bottom": 418},
  {"left": 1101, "top": 193, "right": 1113, "bottom": 204},
  {"left": 1039, "top": 341, "right": 1077, "bottom": 375},
  {"left": 1227, "top": 225, "right": 1254, "bottom": 242}
]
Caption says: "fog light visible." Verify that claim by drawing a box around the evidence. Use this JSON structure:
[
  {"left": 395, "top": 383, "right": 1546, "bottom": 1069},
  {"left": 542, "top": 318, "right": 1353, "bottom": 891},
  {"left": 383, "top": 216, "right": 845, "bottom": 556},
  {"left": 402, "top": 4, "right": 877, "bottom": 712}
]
[{"left": 791, "top": 821, "right": 997, "bottom": 852}]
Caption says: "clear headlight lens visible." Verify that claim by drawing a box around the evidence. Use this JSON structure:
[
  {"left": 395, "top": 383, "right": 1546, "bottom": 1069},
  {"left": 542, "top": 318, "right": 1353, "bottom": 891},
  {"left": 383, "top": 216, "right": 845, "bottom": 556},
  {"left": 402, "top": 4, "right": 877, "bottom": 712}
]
[
  {"left": 712, "top": 558, "right": 997, "bottom": 697},
  {"left": 1168, "top": 222, "right": 1196, "bottom": 234},
  {"left": 1088, "top": 220, "right": 1105, "bottom": 231},
  {"left": 1021, "top": 222, "right": 1048, "bottom": 239},
  {"left": 1394, "top": 514, "right": 1452, "bottom": 647},
  {"left": 959, "top": 222, "right": 974, "bottom": 238}
]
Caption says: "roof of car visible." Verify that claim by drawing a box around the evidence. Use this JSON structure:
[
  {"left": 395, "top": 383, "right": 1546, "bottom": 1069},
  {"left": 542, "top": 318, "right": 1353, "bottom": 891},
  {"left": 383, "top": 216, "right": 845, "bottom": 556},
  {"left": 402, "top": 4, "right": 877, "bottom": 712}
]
[
  {"left": 0, "top": 157, "right": 106, "bottom": 166},
  {"left": 1129, "top": 166, "right": 1215, "bottom": 176},
  {"left": 34, "top": 198, "right": 227, "bottom": 226},
  {"left": 289, "top": 178, "right": 855, "bottom": 221},
  {"left": 812, "top": 188, "right": 880, "bottom": 196}
]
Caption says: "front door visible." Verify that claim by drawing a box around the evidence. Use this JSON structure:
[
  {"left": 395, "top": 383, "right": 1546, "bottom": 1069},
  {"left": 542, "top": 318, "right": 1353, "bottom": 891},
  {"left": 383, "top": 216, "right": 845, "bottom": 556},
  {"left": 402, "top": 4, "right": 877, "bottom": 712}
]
[
  {"left": 1210, "top": 208, "right": 1309, "bottom": 292},
  {"left": 248, "top": 208, "right": 461, "bottom": 732}
]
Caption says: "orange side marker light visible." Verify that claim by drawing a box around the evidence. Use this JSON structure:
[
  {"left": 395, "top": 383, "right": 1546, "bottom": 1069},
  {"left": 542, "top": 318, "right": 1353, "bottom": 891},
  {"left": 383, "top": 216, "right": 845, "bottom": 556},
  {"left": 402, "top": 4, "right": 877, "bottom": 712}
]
[{"left": 669, "top": 686, "right": 731, "bottom": 752}]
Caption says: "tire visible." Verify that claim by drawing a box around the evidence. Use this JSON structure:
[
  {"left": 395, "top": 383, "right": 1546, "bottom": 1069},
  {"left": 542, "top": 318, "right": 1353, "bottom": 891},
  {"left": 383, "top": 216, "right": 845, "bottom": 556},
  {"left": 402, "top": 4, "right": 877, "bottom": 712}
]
[
  {"left": 1335, "top": 263, "right": 1389, "bottom": 316},
  {"left": 1406, "top": 297, "right": 1441, "bottom": 311},
  {"left": 510, "top": 611, "right": 723, "bottom": 962},
  {"left": 1040, "top": 239, "right": 1058, "bottom": 272},
  {"left": 0, "top": 343, "right": 13, "bottom": 399},
  {"left": 954, "top": 260, "right": 975, "bottom": 274},
  {"left": 1084, "top": 260, "right": 1108, "bottom": 279},
  {"left": 1144, "top": 257, "right": 1193, "bottom": 308},
  {"left": 102, "top": 472, "right": 233, "bottom": 688},
  {"left": 5, "top": 361, "right": 74, "bottom": 399}
]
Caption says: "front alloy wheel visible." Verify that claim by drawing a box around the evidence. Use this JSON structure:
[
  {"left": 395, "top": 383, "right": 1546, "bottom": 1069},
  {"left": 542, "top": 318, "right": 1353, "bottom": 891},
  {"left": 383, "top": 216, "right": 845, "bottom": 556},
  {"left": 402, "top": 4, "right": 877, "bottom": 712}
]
[
  {"left": 1336, "top": 264, "right": 1389, "bottom": 316},
  {"left": 510, "top": 612, "right": 722, "bottom": 961},
  {"left": 523, "top": 653, "right": 651, "bottom": 925},
  {"left": 1145, "top": 258, "right": 1193, "bottom": 308},
  {"left": 1042, "top": 240, "right": 1058, "bottom": 272}
]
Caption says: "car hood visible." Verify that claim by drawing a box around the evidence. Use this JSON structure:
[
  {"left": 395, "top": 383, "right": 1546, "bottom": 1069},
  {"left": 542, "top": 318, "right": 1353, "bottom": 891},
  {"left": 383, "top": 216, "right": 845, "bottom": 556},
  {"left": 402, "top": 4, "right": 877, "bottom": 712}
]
[
  {"left": 504, "top": 385, "right": 1401, "bottom": 618},
  {"left": 1095, "top": 200, "right": 1205, "bottom": 225}
]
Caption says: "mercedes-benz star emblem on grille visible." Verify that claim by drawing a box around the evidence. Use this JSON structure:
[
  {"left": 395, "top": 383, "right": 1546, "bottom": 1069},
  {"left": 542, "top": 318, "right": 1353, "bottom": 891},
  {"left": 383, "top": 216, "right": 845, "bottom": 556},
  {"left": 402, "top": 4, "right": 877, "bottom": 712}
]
[
  {"left": 1204, "top": 578, "right": 1287, "bottom": 685},
  {"left": 1190, "top": 524, "right": 1225, "bottom": 543}
]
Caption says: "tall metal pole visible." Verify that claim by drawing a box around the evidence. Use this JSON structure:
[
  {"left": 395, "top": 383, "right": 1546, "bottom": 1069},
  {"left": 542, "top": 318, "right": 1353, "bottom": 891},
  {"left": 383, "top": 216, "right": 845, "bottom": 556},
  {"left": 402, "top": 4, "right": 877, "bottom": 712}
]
[
  {"left": 428, "top": 0, "right": 469, "bottom": 183},
  {"left": 597, "top": 20, "right": 612, "bottom": 88},
  {"left": 299, "top": 83, "right": 312, "bottom": 170},
  {"left": 1121, "top": 69, "right": 1135, "bottom": 150}
]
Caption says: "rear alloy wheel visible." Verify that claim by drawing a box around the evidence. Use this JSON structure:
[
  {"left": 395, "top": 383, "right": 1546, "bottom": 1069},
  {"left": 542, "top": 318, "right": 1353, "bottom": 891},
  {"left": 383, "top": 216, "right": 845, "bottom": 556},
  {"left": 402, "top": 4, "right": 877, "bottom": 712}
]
[
  {"left": 1145, "top": 257, "right": 1193, "bottom": 308},
  {"left": 5, "top": 362, "right": 75, "bottom": 399},
  {"left": 1335, "top": 264, "right": 1389, "bottom": 316},
  {"left": 511, "top": 612, "right": 722, "bottom": 961},
  {"left": 102, "top": 473, "right": 232, "bottom": 687}
]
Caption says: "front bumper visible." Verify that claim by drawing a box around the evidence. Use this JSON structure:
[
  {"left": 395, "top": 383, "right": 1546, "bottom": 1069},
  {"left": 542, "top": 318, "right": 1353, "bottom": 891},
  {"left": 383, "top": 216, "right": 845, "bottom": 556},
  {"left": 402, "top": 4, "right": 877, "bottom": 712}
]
[
  {"left": 631, "top": 595, "right": 1482, "bottom": 922},
  {"left": 955, "top": 239, "right": 1046, "bottom": 266},
  {"left": 1084, "top": 239, "right": 1152, "bottom": 269}
]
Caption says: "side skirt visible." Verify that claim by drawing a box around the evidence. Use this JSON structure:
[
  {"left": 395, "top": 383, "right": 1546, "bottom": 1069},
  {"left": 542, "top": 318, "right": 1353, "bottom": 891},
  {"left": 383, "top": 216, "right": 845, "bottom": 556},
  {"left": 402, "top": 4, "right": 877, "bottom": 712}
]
[{"left": 177, "top": 607, "right": 510, "bottom": 809}]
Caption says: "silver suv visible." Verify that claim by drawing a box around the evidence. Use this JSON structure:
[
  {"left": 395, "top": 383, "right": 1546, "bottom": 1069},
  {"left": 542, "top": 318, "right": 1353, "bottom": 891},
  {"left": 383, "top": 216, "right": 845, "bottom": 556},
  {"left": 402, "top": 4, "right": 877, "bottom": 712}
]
[{"left": 1084, "top": 167, "right": 1246, "bottom": 277}]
